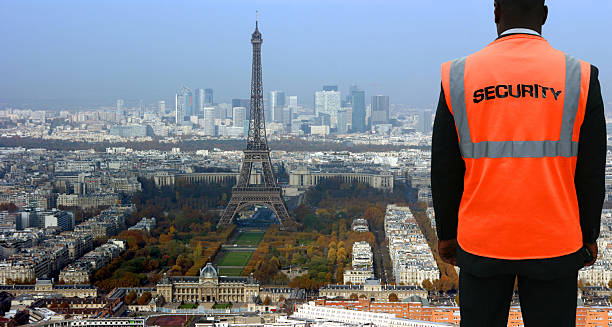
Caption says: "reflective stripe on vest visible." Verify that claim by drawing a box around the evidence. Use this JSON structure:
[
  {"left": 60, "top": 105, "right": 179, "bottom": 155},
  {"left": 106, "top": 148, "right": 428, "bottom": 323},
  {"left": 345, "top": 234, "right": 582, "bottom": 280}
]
[{"left": 449, "top": 54, "right": 582, "bottom": 159}]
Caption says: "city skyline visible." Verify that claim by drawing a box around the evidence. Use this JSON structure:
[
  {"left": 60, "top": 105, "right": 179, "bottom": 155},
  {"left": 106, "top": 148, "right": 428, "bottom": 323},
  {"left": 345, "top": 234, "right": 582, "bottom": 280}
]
[{"left": 1, "top": 1, "right": 610, "bottom": 109}]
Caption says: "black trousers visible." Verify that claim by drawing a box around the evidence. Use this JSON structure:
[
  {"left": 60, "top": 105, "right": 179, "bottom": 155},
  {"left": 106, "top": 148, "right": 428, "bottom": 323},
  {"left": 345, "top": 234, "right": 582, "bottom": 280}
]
[{"left": 459, "top": 269, "right": 579, "bottom": 327}]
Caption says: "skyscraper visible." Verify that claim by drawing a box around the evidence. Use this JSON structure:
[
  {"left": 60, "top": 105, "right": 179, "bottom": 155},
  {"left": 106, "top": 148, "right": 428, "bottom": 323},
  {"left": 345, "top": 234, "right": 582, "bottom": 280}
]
[
  {"left": 175, "top": 93, "right": 183, "bottom": 125},
  {"left": 371, "top": 95, "right": 390, "bottom": 126},
  {"left": 269, "top": 91, "right": 286, "bottom": 123},
  {"left": 217, "top": 103, "right": 230, "bottom": 120},
  {"left": 233, "top": 106, "right": 247, "bottom": 135},
  {"left": 175, "top": 86, "right": 192, "bottom": 124},
  {"left": 185, "top": 89, "right": 193, "bottom": 117},
  {"left": 204, "top": 88, "right": 214, "bottom": 105},
  {"left": 138, "top": 99, "right": 144, "bottom": 117},
  {"left": 419, "top": 110, "right": 433, "bottom": 134},
  {"left": 232, "top": 99, "right": 249, "bottom": 109},
  {"left": 351, "top": 89, "right": 366, "bottom": 132},
  {"left": 287, "top": 96, "right": 298, "bottom": 111},
  {"left": 116, "top": 99, "right": 124, "bottom": 115},
  {"left": 203, "top": 107, "right": 216, "bottom": 136},
  {"left": 314, "top": 90, "right": 341, "bottom": 127},
  {"left": 158, "top": 100, "right": 166, "bottom": 114},
  {"left": 323, "top": 85, "right": 338, "bottom": 91},
  {"left": 337, "top": 109, "right": 350, "bottom": 134},
  {"left": 195, "top": 88, "right": 205, "bottom": 116},
  {"left": 232, "top": 98, "right": 250, "bottom": 120}
]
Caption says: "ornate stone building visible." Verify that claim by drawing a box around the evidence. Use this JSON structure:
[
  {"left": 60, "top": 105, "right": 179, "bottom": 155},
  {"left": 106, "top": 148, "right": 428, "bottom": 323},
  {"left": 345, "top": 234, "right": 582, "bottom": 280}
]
[
  {"left": 289, "top": 169, "right": 394, "bottom": 191},
  {"left": 319, "top": 280, "right": 427, "bottom": 301},
  {"left": 155, "top": 263, "right": 260, "bottom": 303},
  {"left": 0, "top": 279, "right": 97, "bottom": 298}
]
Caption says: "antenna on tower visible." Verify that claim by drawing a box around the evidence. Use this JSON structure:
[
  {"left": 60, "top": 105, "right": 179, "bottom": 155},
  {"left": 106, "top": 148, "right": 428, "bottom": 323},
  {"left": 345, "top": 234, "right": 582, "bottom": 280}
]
[{"left": 256, "top": 10, "right": 258, "bottom": 28}]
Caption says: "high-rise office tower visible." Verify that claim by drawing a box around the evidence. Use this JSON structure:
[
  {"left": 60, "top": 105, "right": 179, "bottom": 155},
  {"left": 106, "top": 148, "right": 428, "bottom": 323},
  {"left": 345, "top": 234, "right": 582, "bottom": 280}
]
[
  {"left": 203, "top": 107, "right": 216, "bottom": 136},
  {"left": 204, "top": 88, "right": 213, "bottom": 105},
  {"left": 419, "top": 110, "right": 433, "bottom": 134},
  {"left": 175, "top": 93, "right": 184, "bottom": 125},
  {"left": 314, "top": 90, "right": 341, "bottom": 127},
  {"left": 175, "top": 86, "right": 192, "bottom": 124},
  {"left": 138, "top": 99, "right": 144, "bottom": 116},
  {"left": 217, "top": 103, "right": 230, "bottom": 119},
  {"left": 343, "top": 85, "right": 359, "bottom": 107},
  {"left": 232, "top": 98, "right": 250, "bottom": 120},
  {"left": 232, "top": 99, "right": 249, "bottom": 109},
  {"left": 282, "top": 107, "right": 292, "bottom": 129},
  {"left": 116, "top": 99, "right": 124, "bottom": 115},
  {"left": 323, "top": 85, "right": 338, "bottom": 91},
  {"left": 269, "top": 91, "right": 286, "bottom": 123},
  {"left": 185, "top": 89, "right": 193, "bottom": 117},
  {"left": 371, "top": 95, "right": 390, "bottom": 126},
  {"left": 284, "top": 96, "right": 297, "bottom": 131},
  {"left": 337, "top": 109, "right": 350, "bottom": 134},
  {"left": 195, "top": 88, "right": 206, "bottom": 116},
  {"left": 158, "top": 100, "right": 166, "bottom": 114},
  {"left": 288, "top": 96, "right": 298, "bottom": 111},
  {"left": 233, "top": 106, "right": 247, "bottom": 135},
  {"left": 351, "top": 89, "right": 366, "bottom": 132}
]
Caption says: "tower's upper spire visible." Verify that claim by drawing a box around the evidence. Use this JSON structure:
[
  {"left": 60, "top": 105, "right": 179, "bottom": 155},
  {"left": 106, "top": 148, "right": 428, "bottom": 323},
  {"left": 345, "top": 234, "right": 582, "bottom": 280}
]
[{"left": 251, "top": 11, "right": 262, "bottom": 42}]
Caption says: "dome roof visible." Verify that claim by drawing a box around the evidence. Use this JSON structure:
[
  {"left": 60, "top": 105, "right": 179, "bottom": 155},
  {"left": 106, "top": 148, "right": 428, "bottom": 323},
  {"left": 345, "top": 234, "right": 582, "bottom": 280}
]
[{"left": 200, "top": 263, "right": 218, "bottom": 279}]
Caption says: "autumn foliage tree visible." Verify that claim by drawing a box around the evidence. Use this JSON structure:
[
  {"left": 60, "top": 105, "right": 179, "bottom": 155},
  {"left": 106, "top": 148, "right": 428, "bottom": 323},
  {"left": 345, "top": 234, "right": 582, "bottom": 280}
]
[
  {"left": 125, "top": 291, "right": 137, "bottom": 305},
  {"left": 137, "top": 292, "right": 152, "bottom": 305}
]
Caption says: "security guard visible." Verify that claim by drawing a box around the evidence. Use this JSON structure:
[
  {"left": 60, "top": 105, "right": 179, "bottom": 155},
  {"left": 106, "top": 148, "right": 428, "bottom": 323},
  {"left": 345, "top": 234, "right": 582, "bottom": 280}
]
[{"left": 431, "top": 1, "right": 605, "bottom": 326}]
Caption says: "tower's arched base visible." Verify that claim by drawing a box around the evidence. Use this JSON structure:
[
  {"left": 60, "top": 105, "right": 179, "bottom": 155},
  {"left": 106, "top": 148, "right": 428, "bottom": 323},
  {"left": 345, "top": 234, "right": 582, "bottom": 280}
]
[{"left": 217, "top": 187, "right": 296, "bottom": 231}]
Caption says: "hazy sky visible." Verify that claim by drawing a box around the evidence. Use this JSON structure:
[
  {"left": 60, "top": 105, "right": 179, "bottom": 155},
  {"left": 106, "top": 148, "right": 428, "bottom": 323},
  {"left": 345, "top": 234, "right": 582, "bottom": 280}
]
[{"left": 0, "top": 0, "right": 610, "bottom": 108}]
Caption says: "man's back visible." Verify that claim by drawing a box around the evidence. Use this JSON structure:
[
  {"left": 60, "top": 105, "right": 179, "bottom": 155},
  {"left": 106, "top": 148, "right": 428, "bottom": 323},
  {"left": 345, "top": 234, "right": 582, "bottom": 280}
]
[
  {"left": 430, "top": 1, "right": 605, "bottom": 325},
  {"left": 440, "top": 33, "right": 589, "bottom": 259}
]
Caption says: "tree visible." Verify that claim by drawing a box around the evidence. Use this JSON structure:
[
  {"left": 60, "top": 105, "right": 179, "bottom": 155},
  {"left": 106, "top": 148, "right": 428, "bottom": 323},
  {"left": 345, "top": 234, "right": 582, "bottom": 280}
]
[
  {"left": 316, "top": 236, "right": 328, "bottom": 248},
  {"left": 422, "top": 279, "right": 434, "bottom": 291},
  {"left": 263, "top": 296, "right": 272, "bottom": 305},
  {"left": 350, "top": 293, "right": 358, "bottom": 300},
  {"left": 336, "top": 247, "right": 348, "bottom": 264},
  {"left": 388, "top": 293, "right": 399, "bottom": 302},
  {"left": 125, "top": 291, "right": 137, "bottom": 305},
  {"left": 137, "top": 292, "right": 152, "bottom": 305},
  {"left": 327, "top": 248, "right": 337, "bottom": 264}
]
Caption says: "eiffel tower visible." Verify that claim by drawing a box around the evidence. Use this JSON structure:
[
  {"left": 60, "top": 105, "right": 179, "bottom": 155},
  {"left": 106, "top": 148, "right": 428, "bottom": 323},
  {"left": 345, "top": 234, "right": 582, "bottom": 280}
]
[{"left": 217, "top": 18, "right": 294, "bottom": 230}]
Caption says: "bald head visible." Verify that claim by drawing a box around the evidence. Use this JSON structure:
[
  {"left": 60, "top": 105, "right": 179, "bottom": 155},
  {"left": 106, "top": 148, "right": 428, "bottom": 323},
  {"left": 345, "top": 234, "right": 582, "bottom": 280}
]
[{"left": 494, "top": 0, "right": 548, "bottom": 36}]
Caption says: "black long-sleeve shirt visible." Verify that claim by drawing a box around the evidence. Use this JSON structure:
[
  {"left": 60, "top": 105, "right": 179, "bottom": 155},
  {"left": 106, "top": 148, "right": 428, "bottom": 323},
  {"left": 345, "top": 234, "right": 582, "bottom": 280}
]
[{"left": 431, "top": 60, "right": 606, "bottom": 277}]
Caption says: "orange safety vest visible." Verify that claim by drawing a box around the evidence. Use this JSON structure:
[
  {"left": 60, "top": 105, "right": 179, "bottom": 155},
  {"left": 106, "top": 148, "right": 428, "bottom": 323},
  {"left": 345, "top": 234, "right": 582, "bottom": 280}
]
[{"left": 441, "top": 34, "right": 591, "bottom": 259}]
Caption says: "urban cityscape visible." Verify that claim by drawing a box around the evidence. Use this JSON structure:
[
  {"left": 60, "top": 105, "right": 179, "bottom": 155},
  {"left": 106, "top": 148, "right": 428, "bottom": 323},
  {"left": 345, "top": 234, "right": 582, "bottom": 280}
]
[{"left": 0, "top": 1, "right": 611, "bottom": 327}]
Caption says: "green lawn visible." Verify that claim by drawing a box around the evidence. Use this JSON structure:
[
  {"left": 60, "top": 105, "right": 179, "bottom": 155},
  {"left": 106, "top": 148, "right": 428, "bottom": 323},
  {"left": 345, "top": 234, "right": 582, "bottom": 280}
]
[
  {"left": 213, "top": 302, "right": 233, "bottom": 309},
  {"left": 218, "top": 267, "right": 244, "bottom": 276},
  {"left": 178, "top": 303, "right": 198, "bottom": 309},
  {"left": 217, "top": 251, "right": 253, "bottom": 266},
  {"left": 234, "top": 231, "right": 265, "bottom": 246}
]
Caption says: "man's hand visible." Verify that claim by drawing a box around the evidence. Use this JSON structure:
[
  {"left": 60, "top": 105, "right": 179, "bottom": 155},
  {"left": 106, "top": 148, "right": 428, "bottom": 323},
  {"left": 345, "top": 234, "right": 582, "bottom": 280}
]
[
  {"left": 438, "top": 238, "right": 458, "bottom": 266},
  {"left": 583, "top": 242, "right": 598, "bottom": 267}
]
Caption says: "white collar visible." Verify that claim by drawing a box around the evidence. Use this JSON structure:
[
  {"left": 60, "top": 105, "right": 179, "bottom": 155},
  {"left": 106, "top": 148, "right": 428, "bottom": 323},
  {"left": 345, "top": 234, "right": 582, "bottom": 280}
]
[{"left": 500, "top": 28, "right": 541, "bottom": 37}]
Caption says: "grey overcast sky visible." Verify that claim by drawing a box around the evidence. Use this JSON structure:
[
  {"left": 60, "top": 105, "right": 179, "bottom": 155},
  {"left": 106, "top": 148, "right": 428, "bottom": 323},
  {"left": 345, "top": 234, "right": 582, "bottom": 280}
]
[{"left": 0, "top": 0, "right": 610, "bottom": 108}]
